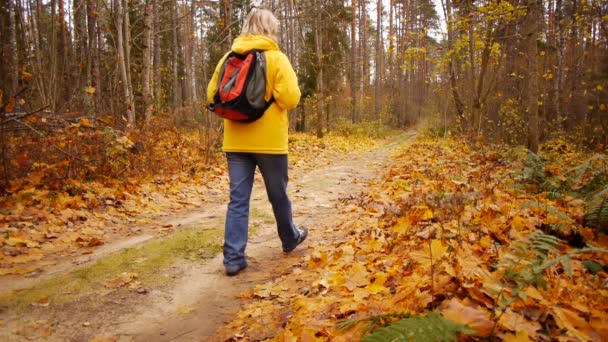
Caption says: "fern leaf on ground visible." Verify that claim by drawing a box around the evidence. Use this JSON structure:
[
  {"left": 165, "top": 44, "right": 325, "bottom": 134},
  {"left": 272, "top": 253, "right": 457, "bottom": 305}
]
[
  {"left": 362, "top": 312, "right": 475, "bottom": 342},
  {"left": 584, "top": 186, "right": 608, "bottom": 233}
]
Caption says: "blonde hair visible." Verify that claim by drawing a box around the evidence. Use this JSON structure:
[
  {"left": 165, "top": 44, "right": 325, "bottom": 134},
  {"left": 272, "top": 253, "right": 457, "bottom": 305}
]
[{"left": 240, "top": 8, "right": 279, "bottom": 41}]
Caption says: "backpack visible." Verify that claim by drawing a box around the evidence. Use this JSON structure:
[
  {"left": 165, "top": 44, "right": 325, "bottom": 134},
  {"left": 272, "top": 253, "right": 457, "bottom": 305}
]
[{"left": 208, "top": 50, "right": 274, "bottom": 123}]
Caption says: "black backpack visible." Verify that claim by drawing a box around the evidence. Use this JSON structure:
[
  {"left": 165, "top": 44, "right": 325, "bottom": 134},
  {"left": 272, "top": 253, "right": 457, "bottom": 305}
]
[{"left": 208, "top": 50, "right": 274, "bottom": 123}]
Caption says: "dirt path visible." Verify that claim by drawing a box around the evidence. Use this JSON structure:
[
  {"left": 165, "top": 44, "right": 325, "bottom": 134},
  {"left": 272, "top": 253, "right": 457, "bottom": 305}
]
[{"left": 1, "top": 132, "right": 414, "bottom": 341}]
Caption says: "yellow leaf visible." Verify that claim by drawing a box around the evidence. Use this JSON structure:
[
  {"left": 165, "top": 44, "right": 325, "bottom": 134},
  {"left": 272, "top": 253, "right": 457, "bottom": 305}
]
[
  {"left": 80, "top": 118, "right": 94, "bottom": 128},
  {"left": 85, "top": 86, "right": 96, "bottom": 95},
  {"left": 393, "top": 216, "right": 410, "bottom": 234},
  {"left": 597, "top": 85, "right": 604, "bottom": 91},
  {"left": 504, "top": 331, "right": 530, "bottom": 342},
  {"left": 176, "top": 306, "right": 194, "bottom": 314},
  {"left": 430, "top": 239, "right": 448, "bottom": 259},
  {"left": 6, "top": 237, "right": 39, "bottom": 248},
  {"left": 479, "top": 236, "right": 491, "bottom": 249}
]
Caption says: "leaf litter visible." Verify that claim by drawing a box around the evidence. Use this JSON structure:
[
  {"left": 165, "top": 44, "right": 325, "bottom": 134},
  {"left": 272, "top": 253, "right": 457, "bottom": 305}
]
[{"left": 213, "top": 138, "right": 608, "bottom": 341}]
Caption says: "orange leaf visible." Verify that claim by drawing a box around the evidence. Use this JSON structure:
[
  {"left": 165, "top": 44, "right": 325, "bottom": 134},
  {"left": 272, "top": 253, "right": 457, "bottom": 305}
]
[
  {"left": 104, "top": 272, "right": 138, "bottom": 288},
  {"left": 440, "top": 297, "right": 494, "bottom": 336},
  {"left": 5, "top": 97, "right": 16, "bottom": 113},
  {"left": 551, "top": 306, "right": 594, "bottom": 341}
]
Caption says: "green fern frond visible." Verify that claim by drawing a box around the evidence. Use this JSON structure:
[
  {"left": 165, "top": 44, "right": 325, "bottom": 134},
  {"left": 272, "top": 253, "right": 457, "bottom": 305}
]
[
  {"left": 564, "top": 154, "right": 607, "bottom": 186},
  {"left": 362, "top": 312, "right": 476, "bottom": 342},
  {"left": 523, "top": 152, "right": 545, "bottom": 185},
  {"left": 584, "top": 186, "right": 608, "bottom": 233},
  {"left": 519, "top": 201, "right": 574, "bottom": 223},
  {"left": 541, "top": 178, "right": 565, "bottom": 199},
  {"left": 577, "top": 173, "right": 608, "bottom": 199}
]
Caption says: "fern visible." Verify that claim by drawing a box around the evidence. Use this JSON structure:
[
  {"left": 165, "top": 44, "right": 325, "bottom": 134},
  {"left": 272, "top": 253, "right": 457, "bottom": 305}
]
[
  {"left": 523, "top": 152, "right": 545, "bottom": 185},
  {"left": 361, "top": 312, "right": 475, "bottom": 342},
  {"left": 564, "top": 154, "right": 607, "bottom": 188},
  {"left": 519, "top": 201, "right": 574, "bottom": 223},
  {"left": 492, "top": 230, "right": 562, "bottom": 307},
  {"left": 584, "top": 186, "right": 608, "bottom": 233},
  {"left": 492, "top": 230, "right": 608, "bottom": 311}
]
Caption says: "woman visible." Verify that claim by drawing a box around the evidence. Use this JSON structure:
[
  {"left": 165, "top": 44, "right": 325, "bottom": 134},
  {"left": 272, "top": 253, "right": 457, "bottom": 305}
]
[{"left": 207, "top": 8, "right": 307, "bottom": 276}]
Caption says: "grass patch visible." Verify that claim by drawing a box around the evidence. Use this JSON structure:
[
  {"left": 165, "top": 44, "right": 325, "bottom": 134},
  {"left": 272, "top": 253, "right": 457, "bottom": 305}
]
[{"left": 0, "top": 225, "right": 223, "bottom": 310}]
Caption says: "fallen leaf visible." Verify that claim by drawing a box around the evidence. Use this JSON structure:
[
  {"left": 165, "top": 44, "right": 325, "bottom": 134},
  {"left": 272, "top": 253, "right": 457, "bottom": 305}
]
[
  {"left": 503, "top": 330, "right": 530, "bottom": 342},
  {"left": 104, "top": 272, "right": 138, "bottom": 288},
  {"left": 176, "top": 306, "right": 194, "bottom": 314},
  {"left": 441, "top": 297, "right": 494, "bottom": 336},
  {"left": 87, "top": 237, "right": 104, "bottom": 247}
]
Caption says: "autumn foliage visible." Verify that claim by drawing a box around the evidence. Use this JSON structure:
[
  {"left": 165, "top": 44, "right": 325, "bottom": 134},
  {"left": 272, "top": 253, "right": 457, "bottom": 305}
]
[{"left": 213, "top": 138, "right": 608, "bottom": 341}]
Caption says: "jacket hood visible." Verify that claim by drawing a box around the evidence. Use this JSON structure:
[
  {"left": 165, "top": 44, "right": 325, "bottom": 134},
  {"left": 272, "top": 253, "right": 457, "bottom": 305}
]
[{"left": 231, "top": 35, "right": 279, "bottom": 54}]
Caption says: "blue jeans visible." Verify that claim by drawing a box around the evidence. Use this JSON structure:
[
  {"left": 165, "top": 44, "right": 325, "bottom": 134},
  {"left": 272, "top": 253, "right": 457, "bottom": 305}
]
[{"left": 224, "top": 153, "right": 300, "bottom": 269}]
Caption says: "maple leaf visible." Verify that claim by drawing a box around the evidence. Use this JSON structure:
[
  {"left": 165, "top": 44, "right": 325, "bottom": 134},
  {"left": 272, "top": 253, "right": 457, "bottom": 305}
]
[{"left": 440, "top": 298, "right": 494, "bottom": 336}]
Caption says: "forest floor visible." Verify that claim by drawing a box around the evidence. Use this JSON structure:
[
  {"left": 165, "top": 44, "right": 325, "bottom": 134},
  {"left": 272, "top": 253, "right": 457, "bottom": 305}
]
[{"left": 0, "top": 131, "right": 415, "bottom": 341}]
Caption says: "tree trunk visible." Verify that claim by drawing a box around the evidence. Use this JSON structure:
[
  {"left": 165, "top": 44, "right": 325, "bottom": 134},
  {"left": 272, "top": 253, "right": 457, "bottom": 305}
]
[
  {"left": 74, "top": 0, "right": 87, "bottom": 103},
  {"left": 8, "top": 0, "right": 19, "bottom": 96},
  {"left": 153, "top": 0, "right": 161, "bottom": 105},
  {"left": 115, "top": 0, "right": 135, "bottom": 126},
  {"left": 58, "top": 0, "right": 71, "bottom": 111},
  {"left": 351, "top": 0, "right": 357, "bottom": 123},
  {"left": 124, "top": 0, "right": 134, "bottom": 113},
  {"left": 87, "top": 0, "right": 100, "bottom": 115},
  {"left": 523, "top": 0, "right": 541, "bottom": 152},
  {"left": 172, "top": 0, "right": 181, "bottom": 108},
  {"left": 190, "top": 0, "right": 198, "bottom": 118},
  {"left": 374, "top": 0, "right": 382, "bottom": 120},
  {"left": 313, "top": 0, "right": 324, "bottom": 138},
  {"left": 143, "top": 0, "right": 154, "bottom": 123}
]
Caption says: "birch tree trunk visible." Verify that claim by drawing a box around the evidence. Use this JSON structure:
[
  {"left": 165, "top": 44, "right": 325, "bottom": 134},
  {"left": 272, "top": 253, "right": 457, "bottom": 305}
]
[
  {"left": 143, "top": 0, "right": 154, "bottom": 123},
  {"left": 190, "top": 0, "right": 198, "bottom": 117},
  {"left": 374, "top": 0, "right": 382, "bottom": 120},
  {"left": 87, "top": 0, "right": 100, "bottom": 115},
  {"left": 115, "top": 0, "right": 135, "bottom": 126},
  {"left": 153, "top": 0, "right": 161, "bottom": 105},
  {"left": 172, "top": 0, "right": 181, "bottom": 108},
  {"left": 350, "top": 0, "right": 357, "bottom": 123}
]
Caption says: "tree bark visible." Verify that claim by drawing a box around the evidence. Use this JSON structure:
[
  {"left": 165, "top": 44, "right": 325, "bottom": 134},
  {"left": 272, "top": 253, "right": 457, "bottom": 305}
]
[
  {"left": 523, "top": 0, "right": 541, "bottom": 152},
  {"left": 143, "top": 0, "right": 154, "bottom": 123},
  {"left": 172, "top": 0, "right": 181, "bottom": 108},
  {"left": 115, "top": 0, "right": 135, "bottom": 126},
  {"left": 313, "top": 0, "right": 324, "bottom": 138},
  {"left": 374, "top": 0, "right": 382, "bottom": 120},
  {"left": 351, "top": 0, "right": 357, "bottom": 123},
  {"left": 8, "top": 0, "right": 19, "bottom": 96},
  {"left": 190, "top": 0, "right": 198, "bottom": 118}
]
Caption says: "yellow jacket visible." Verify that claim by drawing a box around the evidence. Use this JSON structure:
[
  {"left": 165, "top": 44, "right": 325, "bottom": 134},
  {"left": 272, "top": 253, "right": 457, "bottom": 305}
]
[{"left": 207, "top": 35, "right": 301, "bottom": 154}]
